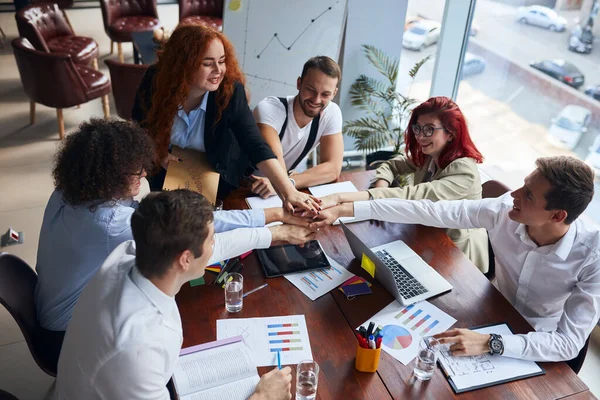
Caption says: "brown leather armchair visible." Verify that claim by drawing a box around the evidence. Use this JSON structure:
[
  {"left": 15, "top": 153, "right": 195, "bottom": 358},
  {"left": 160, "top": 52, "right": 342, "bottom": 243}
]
[
  {"left": 16, "top": 3, "right": 99, "bottom": 67},
  {"left": 100, "top": 0, "right": 162, "bottom": 62},
  {"left": 104, "top": 59, "right": 148, "bottom": 120},
  {"left": 12, "top": 38, "right": 111, "bottom": 140},
  {"left": 178, "top": 0, "right": 223, "bottom": 30}
]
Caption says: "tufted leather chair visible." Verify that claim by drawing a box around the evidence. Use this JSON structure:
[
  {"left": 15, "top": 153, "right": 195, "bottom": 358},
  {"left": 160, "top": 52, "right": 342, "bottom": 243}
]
[
  {"left": 12, "top": 38, "right": 111, "bottom": 140},
  {"left": 16, "top": 3, "right": 99, "bottom": 67},
  {"left": 31, "top": 0, "right": 75, "bottom": 9},
  {"left": 104, "top": 59, "right": 148, "bottom": 120},
  {"left": 100, "top": 0, "right": 162, "bottom": 63},
  {"left": 178, "top": 0, "right": 223, "bottom": 31}
]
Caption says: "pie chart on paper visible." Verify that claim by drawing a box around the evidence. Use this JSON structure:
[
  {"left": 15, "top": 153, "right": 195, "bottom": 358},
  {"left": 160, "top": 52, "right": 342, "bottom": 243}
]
[{"left": 381, "top": 325, "right": 412, "bottom": 350}]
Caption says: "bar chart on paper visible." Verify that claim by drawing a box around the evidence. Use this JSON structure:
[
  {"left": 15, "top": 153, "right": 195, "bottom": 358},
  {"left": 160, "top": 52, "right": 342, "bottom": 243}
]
[
  {"left": 284, "top": 255, "right": 354, "bottom": 300},
  {"left": 217, "top": 315, "right": 313, "bottom": 367},
  {"left": 359, "top": 300, "right": 456, "bottom": 365}
]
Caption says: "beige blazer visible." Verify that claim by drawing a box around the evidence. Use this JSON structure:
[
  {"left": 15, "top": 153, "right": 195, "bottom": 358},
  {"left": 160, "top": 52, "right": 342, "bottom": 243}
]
[{"left": 368, "top": 155, "right": 489, "bottom": 273}]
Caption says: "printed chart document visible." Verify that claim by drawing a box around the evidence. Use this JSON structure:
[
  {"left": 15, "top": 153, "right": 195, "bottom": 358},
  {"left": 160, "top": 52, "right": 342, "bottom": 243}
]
[
  {"left": 284, "top": 254, "right": 354, "bottom": 301},
  {"left": 217, "top": 315, "right": 312, "bottom": 367},
  {"left": 358, "top": 300, "right": 457, "bottom": 365},
  {"left": 172, "top": 337, "right": 260, "bottom": 400},
  {"left": 308, "top": 181, "right": 359, "bottom": 224},
  {"left": 438, "top": 323, "right": 545, "bottom": 393}
]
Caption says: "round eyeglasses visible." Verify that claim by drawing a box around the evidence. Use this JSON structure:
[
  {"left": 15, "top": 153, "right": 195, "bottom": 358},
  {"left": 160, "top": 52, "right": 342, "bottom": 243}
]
[{"left": 411, "top": 124, "right": 445, "bottom": 137}]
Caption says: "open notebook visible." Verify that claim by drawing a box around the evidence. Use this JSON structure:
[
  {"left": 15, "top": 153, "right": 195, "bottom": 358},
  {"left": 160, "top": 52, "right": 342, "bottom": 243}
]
[{"left": 172, "top": 336, "right": 260, "bottom": 400}]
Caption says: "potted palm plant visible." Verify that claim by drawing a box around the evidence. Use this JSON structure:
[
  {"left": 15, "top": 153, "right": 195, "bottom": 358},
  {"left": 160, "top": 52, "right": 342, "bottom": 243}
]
[{"left": 343, "top": 44, "right": 430, "bottom": 167}]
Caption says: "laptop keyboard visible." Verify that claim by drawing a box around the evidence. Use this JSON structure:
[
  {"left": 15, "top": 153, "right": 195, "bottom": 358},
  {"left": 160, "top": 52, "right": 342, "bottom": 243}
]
[{"left": 375, "top": 249, "right": 428, "bottom": 299}]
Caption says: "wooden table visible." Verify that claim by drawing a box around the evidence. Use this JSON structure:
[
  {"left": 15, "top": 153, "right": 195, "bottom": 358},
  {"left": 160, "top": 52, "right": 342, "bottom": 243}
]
[{"left": 176, "top": 171, "right": 589, "bottom": 400}]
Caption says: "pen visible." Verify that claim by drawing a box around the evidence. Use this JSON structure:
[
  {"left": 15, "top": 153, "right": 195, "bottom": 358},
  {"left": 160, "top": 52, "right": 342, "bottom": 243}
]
[
  {"left": 242, "top": 283, "right": 268, "bottom": 298},
  {"left": 216, "top": 259, "right": 240, "bottom": 284},
  {"left": 366, "top": 322, "right": 375, "bottom": 338},
  {"left": 368, "top": 335, "right": 376, "bottom": 349},
  {"left": 277, "top": 350, "right": 281, "bottom": 369},
  {"left": 376, "top": 337, "right": 382, "bottom": 349}
]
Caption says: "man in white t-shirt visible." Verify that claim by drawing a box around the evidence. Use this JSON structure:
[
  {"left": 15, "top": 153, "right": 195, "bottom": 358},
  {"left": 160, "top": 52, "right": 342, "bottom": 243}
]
[{"left": 251, "top": 56, "right": 344, "bottom": 198}]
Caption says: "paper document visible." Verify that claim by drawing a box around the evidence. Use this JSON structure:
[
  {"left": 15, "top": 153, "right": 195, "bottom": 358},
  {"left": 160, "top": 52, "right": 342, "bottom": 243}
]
[
  {"left": 438, "top": 323, "right": 544, "bottom": 393},
  {"left": 217, "top": 315, "right": 312, "bottom": 367},
  {"left": 245, "top": 195, "right": 283, "bottom": 227},
  {"left": 308, "top": 181, "right": 359, "bottom": 224},
  {"left": 284, "top": 254, "right": 354, "bottom": 301},
  {"left": 173, "top": 338, "right": 260, "bottom": 400},
  {"left": 358, "top": 300, "right": 457, "bottom": 365}
]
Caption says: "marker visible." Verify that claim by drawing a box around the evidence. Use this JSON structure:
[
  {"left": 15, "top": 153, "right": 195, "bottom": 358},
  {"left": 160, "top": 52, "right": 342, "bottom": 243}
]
[
  {"left": 368, "top": 335, "right": 376, "bottom": 349},
  {"left": 243, "top": 283, "right": 268, "bottom": 298},
  {"left": 277, "top": 350, "right": 281, "bottom": 369}
]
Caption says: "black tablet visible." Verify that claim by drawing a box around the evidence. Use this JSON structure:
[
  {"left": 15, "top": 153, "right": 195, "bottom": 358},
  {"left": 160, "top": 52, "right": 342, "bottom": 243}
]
[{"left": 256, "top": 240, "right": 331, "bottom": 278}]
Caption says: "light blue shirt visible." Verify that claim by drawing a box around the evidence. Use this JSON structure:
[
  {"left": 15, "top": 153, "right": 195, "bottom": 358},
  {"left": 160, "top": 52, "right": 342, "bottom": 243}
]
[
  {"left": 35, "top": 189, "right": 266, "bottom": 331},
  {"left": 170, "top": 92, "right": 209, "bottom": 151}
]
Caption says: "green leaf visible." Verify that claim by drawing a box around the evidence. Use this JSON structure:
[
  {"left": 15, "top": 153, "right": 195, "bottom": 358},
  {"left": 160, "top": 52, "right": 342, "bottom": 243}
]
[{"left": 408, "top": 55, "right": 432, "bottom": 79}]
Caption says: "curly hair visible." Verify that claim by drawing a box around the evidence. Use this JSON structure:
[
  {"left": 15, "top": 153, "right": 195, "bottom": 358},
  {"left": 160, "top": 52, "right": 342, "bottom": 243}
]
[
  {"left": 53, "top": 118, "right": 156, "bottom": 206},
  {"left": 405, "top": 96, "right": 483, "bottom": 169},
  {"left": 145, "top": 23, "right": 246, "bottom": 161}
]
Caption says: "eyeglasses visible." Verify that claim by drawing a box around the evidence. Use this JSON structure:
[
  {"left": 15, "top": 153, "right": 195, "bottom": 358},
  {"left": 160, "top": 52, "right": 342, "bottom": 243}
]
[{"left": 411, "top": 124, "right": 445, "bottom": 137}]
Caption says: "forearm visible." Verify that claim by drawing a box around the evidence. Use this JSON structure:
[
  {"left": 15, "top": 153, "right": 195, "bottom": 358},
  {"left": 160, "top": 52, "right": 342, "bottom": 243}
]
[
  {"left": 291, "top": 161, "right": 342, "bottom": 189},
  {"left": 209, "top": 228, "right": 272, "bottom": 264},
  {"left": 213, "top": 210, "right": 266, "bottom": 232},
  {"left": 257, "top": 158, "right": 295, "bottom": 196},
  {"left": 502, "top": 330, "right": 581, "bottom": 362},
  {"left": 263, "top": 208, "right": 284, "bottom": 225}
]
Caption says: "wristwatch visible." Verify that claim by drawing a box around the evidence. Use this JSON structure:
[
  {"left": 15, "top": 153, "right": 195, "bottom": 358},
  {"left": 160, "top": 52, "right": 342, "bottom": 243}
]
[
  {"left": 289, "top": 177, "right": 296, "bottom": 188},
  {"left": 488, "top": 333, "right": 504, "bottom": 355}
]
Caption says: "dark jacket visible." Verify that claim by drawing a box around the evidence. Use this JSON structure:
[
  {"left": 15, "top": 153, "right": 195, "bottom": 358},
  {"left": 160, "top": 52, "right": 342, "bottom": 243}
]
[{"left": 131, "top": 65, "right": 276, "bottom": 189}]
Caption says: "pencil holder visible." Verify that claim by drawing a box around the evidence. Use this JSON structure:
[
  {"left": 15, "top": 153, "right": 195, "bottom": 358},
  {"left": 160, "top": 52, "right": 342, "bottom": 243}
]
[{"left": 355, "top": 344, "right": 381, "bottom": 372}]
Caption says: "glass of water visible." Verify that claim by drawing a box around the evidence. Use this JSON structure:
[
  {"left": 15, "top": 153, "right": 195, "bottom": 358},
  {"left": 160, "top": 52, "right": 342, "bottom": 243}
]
[
  {"left": 224, "top": 273, "right": 243, "bottom": 313},
  {"left": 414, "top": 336, "right": 440, "bottom": 381},
  {"left": 296, "top": 360, "right": 319, "bottom": 400}
]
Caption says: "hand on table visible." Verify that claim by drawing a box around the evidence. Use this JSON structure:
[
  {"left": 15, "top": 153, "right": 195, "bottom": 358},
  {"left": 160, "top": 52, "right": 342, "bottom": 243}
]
[
  {"left": 269, "top": 224, "right": 317, "bottom": 247},
  {"left": 251, "top": 366, "right": 292, "bottom": 400},
  {"left": 433, "top": 329, "right": 490, "bottom": 356},
  {"left": 160, "top": 153, "right": 181, "bottom": 170},
  {"left": 250, "top": 175, "right": 277, "bottom": 199}
]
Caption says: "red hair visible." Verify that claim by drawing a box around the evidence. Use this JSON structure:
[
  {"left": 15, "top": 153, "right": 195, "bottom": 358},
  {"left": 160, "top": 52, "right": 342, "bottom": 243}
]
[
  {"left": 404, "top": 96, "right": 483, "bottom": 169},
  {"left": 145, "top": 23, "right": 246, "bottom": 161}
]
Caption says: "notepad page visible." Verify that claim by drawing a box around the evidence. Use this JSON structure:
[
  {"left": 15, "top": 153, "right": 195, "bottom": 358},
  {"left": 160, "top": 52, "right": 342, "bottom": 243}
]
[
  {"left": 180, "top": 375, "right": 260, "bottom": 400},
  {"left": 173, "top": 341, "right": 258, "bottom": 397}
]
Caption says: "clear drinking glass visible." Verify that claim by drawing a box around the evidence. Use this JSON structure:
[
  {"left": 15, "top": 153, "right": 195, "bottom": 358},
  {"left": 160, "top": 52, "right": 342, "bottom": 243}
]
[
  {"left": 224, "top": 273, "right": 243, "bottom": 313},
  {"left": 414, "top": 336, "right": 439, "bottom": 381},
  {"left": 296, "top": 360, "right": 319, "bottom": 400}
]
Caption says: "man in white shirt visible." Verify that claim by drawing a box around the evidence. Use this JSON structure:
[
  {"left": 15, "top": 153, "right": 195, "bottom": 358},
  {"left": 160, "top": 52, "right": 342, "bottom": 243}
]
[
  {"left": 52, "top": 190, "right": 306, "bottom": 399},
  {"left": 251, "top": 56, "right": 344, "bottom": 198},
  {"left": 313, "top": 156, "right": 600, "bottom": 362}
]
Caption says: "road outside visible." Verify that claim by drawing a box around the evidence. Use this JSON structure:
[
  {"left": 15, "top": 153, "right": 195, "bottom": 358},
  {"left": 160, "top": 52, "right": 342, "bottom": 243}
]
[{"left": 394, "top": 0, "right": 600, "bottom": 225}]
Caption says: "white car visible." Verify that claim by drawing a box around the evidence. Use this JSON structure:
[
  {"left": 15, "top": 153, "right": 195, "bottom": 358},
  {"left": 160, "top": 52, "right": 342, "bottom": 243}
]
[
  {"left": 402, "top": 20, "right": 441, "bottom": 51},
  {"left": 585, "top": 136, "right": 600, "bottom": 176},
  {"left": 548, "top": 105, "right": 592, "bottom": 150},
  {"left": 516, "top": 5, "right": 567, "bottom": 31}
]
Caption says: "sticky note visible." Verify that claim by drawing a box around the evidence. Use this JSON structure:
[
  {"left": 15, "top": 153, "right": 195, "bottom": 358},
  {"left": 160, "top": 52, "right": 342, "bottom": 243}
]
[
  {"left": 190, "top": 277, "right": 205, "bottom": 287},
  {"left": 361, "top": 253, "right": 376, "bottom": 278}
]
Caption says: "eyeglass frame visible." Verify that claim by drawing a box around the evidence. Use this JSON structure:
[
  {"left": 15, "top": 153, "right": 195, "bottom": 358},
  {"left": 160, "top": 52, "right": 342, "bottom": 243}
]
[{"left": 411, "top": 123, "right": 445, "bottom": 137}]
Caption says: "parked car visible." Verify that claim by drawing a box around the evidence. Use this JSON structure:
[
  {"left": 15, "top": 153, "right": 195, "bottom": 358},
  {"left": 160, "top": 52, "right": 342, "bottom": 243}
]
[
  {"left": 584, "top": 84, "right": 600, "bottom": 101},
  {"left": 402, "top": 20, "right": 441, "bottom": 51},
  {"left": 548, "top": 105, "right": 592, "bottom": 150},
  {"left": 585, "top": 135, "right": 600, "bottom": 176},
  {"left": 516, "top": 5, "right": 567, "bottom": 31},
  {"left": 529, "top": 59, "right": 585, "bottom": 89},
  {"left": 568, "top": 24, "right": 593, "bottom": 54},
  {"left": 404, "top": 15, "right": 422, "bottom": 31},
  {"left": 461, "top": 53, "right": 486, "bottom": 78}
]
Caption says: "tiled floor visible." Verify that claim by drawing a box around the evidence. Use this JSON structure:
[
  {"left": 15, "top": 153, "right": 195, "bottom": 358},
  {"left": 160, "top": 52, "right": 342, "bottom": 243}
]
[{"left": 0, "top": 5, "right": 599, "bottom": 400}]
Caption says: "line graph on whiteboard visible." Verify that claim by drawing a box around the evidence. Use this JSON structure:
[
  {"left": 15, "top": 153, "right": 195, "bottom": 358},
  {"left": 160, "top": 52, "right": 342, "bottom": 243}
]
[{"left": 224, "top": 0, "right": 347, "bottom": 106}]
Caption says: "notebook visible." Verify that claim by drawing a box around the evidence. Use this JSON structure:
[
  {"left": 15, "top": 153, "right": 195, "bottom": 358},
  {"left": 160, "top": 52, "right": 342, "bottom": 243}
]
[{"left": 172, "top": 336, "right": 260, "bottom": 400}]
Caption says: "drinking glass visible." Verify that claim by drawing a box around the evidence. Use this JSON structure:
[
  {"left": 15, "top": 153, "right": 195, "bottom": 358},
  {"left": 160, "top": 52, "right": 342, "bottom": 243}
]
[
  {"left": 413, "top": 336, "right": 439, "bottom": 381},
  {"left": 224, "top": 273, "right": 243, "bottom": 312},
  {"left": 296, "top": 360, "right": 319, "bottom": 400}
]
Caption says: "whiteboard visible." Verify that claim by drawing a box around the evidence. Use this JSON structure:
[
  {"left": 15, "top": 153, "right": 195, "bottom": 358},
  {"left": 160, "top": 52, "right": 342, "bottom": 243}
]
[{"left": 223, "top": 0, "right": 347, "bottom": 107}]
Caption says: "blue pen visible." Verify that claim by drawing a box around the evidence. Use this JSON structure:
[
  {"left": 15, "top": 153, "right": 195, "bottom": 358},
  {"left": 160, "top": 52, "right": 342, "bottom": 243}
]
[{"left": 277, "top": 350, "right": 281, "bottom": 369}]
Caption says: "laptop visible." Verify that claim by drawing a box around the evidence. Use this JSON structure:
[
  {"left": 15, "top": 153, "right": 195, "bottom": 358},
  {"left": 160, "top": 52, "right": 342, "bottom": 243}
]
[{"left": 340, "top": 221, "right": 452, "bottom": 305}]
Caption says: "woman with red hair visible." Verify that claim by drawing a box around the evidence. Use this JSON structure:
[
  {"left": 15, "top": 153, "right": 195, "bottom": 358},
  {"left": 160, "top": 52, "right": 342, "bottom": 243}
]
[
  {"left": 318, "top": 96, "right": 489, "bottom": 272},
  {"left": 132, "top": 23, "right": 320, "bottom": 213}
]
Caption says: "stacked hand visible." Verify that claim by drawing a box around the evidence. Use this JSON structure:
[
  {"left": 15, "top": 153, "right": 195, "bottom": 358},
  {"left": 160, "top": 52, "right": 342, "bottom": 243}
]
[{"left": 269, "top": 224, "right": 316, "bottom": 247}]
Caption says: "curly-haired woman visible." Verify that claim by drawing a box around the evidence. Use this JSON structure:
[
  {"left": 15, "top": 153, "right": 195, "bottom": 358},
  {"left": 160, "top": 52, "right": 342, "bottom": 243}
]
[
  {"left": 315, "top": 97, "right": 489, "bottom": 273},
  {"left": 132, "top": 23, "right": 321, "bottom": 214}
]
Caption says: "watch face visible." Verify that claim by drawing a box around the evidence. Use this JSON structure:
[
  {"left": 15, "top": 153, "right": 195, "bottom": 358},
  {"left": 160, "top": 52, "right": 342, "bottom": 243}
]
[{"left": 491, "top": 339, "right": 502, "bottom": 353}]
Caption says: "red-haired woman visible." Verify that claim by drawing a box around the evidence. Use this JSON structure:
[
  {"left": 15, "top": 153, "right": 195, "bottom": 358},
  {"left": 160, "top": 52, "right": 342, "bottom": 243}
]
[
  {"left": 318, "top": 96, "right": 489, "bottom": 272},
  {"left": 132, "top": 24, "right": 320, "bottom": 213}
]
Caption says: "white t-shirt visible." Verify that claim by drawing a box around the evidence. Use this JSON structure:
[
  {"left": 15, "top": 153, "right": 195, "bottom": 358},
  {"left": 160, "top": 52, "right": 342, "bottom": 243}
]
[{"left": 253, "top": 95, "right": 343, "bottom": 172}]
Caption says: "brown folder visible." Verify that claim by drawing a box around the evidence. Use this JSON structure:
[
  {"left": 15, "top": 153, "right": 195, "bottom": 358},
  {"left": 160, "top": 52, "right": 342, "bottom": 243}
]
[{"left": 162, "top": 146, "right": 220, "bottom": 205}]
